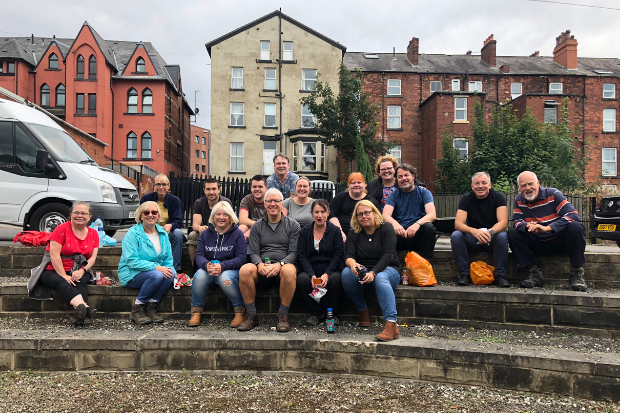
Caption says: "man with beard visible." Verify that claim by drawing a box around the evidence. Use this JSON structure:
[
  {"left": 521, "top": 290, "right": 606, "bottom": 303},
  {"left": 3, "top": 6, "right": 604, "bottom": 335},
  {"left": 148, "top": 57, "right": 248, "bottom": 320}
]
[
  {"left": 238, "top": 175, "right": 268, "bottom": 241},
  {"left": 187, "top": 178, "right": 232, "bottom": 266},
  {"left": 266, "top": 154, "right": 299, "bottom": 199},
  {"left": 382, "top": 164, "right": 437, "bottom": 258},
  {"left": 508, "top": 171, "right": 587, "bottom": 291}
]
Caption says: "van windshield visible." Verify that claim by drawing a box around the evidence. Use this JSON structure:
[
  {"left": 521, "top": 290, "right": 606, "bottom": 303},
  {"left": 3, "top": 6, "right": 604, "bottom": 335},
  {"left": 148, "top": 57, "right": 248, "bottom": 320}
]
[{"left": 27, "top": 123, "right": 95, "bottom": 164}]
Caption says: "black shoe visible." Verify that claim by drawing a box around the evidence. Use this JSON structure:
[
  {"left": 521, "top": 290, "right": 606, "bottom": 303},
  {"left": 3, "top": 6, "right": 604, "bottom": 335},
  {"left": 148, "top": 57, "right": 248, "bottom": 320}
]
[
  {"left": 457, "top": 275, "right": 470, "bottom": 286},
  {"left": 86, "top": 307, "right": 97, "bottom": 319},
  {"left": 520, "top": 267, "right": 544, "bottom": 288},
  {"left": 74, "top": 303, "right": 87, "bottom": 327},
  {"left": 495, "top": 276, "right": 511, "bottom": 288},
  {"left": 569, "top": 267, "right": 587, "bottom": 292}
]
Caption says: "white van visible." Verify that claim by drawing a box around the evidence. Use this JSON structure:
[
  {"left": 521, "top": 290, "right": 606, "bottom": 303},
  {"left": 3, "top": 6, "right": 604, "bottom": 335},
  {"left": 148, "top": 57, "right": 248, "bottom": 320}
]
[{"left": 0, "top": 99, "right": 138, "bottom": 235}]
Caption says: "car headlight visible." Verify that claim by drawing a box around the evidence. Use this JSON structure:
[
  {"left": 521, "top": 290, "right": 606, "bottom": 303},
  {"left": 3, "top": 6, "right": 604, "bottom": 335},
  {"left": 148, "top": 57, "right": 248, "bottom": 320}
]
[{"left": 94, "top": 178, "right": 117, "bottom": 203}]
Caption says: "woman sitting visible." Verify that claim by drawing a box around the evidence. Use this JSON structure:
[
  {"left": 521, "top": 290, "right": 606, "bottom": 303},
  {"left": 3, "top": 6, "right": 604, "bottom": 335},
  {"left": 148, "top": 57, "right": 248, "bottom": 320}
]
[
  {"left": 118, "top": 201, "right": 176, "bottom": 325},
  {"left": 296, "top": 199, "right": 344, "bottom": 325},
  {"left": 27, "top": 201, "right": 98, "bottom": 326},
  {"left": 341, "top": 200, "right": 401, "bottom": 341},
  {"left": 283, "top": 177, "right": 314, "bottom": 227},
  {"left": 190, "top": 201, "right": 247, "bottom": 327}
]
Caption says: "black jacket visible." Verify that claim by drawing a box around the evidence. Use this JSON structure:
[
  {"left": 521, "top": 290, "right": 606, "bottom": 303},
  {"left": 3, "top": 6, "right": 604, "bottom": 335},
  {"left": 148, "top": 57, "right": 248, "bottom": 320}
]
[{"left": 297, "top": 221, "right": 344, "bottom": 276}]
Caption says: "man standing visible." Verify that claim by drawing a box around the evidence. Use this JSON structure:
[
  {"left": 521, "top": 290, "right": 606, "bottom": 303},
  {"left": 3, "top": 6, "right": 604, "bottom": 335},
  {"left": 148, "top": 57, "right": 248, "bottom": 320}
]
[
  {"left": 383, "top": 164, "right": 437, "bottom": 258},
  {"left": 266, "top": 154, "right": 299, "bottom": 199},
  {"left": 239, "top": 175, "right": 268, "bottom": 241},
  {"left": 187, "top": 178, "right": 232, "bottom": 265},
  {"left": 451, "top": 172, "right": 509, "bottom": 287},
  {"left": 367, "top": 155, "right": 399, "bottom": 211},
  {"left": 237, "top": 188, "right": 300, "bottom": 332},
  {"left": 508, "top": 171, "right": 587, "bottom": 291}
]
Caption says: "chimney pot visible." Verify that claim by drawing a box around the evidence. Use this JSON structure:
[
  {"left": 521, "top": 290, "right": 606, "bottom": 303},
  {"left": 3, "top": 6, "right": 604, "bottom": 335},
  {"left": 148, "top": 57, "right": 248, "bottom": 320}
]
[
  {"left": 466, "top": 50, "right": 472, "bottom": 55},
  {"left": 481, "top": 34, "right": 496, "bottom": 68},
  {"left": 407, "top": 37, "right": 419, "bottom": 66}
]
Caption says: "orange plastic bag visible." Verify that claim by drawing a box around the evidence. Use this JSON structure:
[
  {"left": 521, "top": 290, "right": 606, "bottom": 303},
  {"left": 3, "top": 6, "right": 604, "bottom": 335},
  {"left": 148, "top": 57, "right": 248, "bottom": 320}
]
[
  {"left": 470, "top": 261, "right": 495, "bottom": 285},
  {"left": 405, "top": 251, "right": 437, "bottom": 287}
]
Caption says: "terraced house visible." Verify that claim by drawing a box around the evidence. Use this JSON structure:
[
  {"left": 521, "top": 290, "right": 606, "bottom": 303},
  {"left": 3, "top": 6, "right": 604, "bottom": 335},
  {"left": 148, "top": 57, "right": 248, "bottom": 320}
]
[{"left": 0, "top": 22, "right": 193, "bottom": 175}]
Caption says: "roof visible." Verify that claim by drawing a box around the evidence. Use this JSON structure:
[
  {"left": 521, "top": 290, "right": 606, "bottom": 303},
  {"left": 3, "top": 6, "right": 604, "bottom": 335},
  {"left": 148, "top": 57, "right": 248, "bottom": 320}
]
[
  {"left": 0, "top": 39, "right": 37, "bottom": 66},
  {"left": 344, "top": 52, "right": 620, "bottom": 77},
  {"left": 205, "top": 10, "right": 346, "bottom": 56}
]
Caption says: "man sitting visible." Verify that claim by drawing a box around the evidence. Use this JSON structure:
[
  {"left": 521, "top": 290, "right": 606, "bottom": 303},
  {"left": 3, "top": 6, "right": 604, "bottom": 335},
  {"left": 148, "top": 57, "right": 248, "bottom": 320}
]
[
  {"left": 508, "top": 171, "right": 587, "bottom": 291},
  {"left": 238, "top": 175, "right": 268, "bottom": 241},
  {"left": 187, "top": 178, "right": 232, "bottom": 265},
  {"left": 266, "top": 154, "right": 299, "bottom": 199},
  {"left": 382, "top": 164, "right": 436, "bottom": 258},
  {"left": 451, "top": 172, "right": 509, "bottom": 287},
  {"left": 237, "top": 188, "right": 300, "bottom": 332}
]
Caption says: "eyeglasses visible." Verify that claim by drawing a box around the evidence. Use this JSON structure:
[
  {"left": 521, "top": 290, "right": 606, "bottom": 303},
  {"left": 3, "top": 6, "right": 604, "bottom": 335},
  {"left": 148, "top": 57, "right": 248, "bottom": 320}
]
[
  {"left": 265, "top": 199, "right": 282, "bottom": 204},
  {"left": 379, "top": 168, "right": 394, "bottom": 172},
  {"left": 356, "top": 211, "right": 374, "bottom": 219},
  {"left": 71, "top": 211, "right": 91, "bottom": 216},
  {"left": 143, "top": 210, "right": 159, "bottom": 216},
  {"left": 154, "top": 183, "right": 169, "bottom": 187}
]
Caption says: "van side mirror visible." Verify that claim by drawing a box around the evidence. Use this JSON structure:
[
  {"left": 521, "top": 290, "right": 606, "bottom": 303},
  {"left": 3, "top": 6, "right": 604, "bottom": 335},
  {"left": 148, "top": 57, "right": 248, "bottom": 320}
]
[{"left": 36, "top": 149, "right": 50, "bottom": 171}]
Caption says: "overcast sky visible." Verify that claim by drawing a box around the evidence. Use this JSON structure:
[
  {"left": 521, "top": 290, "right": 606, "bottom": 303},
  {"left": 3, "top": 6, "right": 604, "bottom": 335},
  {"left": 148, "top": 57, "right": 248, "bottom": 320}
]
[{"left": 4, "top": 0, "right": 620, "bottom": 128}]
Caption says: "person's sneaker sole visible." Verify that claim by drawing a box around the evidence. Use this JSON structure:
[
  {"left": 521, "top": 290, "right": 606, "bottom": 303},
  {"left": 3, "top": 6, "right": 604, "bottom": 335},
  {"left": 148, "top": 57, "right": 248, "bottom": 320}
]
[
  {"left": 74, "top": 304, "right": 87, "bottom": 327},
  {"left": 571, "top": 284, "right": 587, "bottom": 292}
]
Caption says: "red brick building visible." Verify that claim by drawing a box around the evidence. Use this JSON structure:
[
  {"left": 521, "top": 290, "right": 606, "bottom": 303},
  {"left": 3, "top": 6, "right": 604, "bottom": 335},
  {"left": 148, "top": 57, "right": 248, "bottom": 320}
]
[
  {"left": 190, "top": 125, "right": 211, "bottom": 177},
  {"left": 0, "top": 22, "right": 193, "bottom": 176},
  {"left": 345, "top": 31, "right": 620, "bottom": 190}
]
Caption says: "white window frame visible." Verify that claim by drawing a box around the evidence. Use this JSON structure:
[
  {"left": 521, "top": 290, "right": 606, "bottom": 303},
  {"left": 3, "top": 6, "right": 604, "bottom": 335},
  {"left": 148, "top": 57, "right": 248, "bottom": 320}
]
[
  {"left": 231, "top": 67, "right": 243, "bottom": 89},
  {"left": 195, "top": 135, "right": 199, "bottom": 144},
  {"left": 454, "top": 97, "right": 467, "bottom": 121},
  {"left": 321, "top": 144, "right": 326, "bottom": 172},
  {"left": 264, "top": 103, "right": 276, "bottom": 127},
  {"left": 283, "top": 41, "right": 293, "bottom": 61},
  {"left": 293, "top": 142, "right": 298, "bottom": 171},
  {"left": 202, "top": 151, "right": 206, "bottom": 159},
  {"left": 468, "top": 81, "right": 482, "bottom": 93},
  {"left": 230, "top": 103, "right": 244, "bottom": 126},
  {"left": 387, "top": 79, "right": 401, "bottom": 95},
  {"left": 387, "top": 105, "right": 401, "bottom": 129},
  {"left": 451, "top": 79, "right": 460, "bottom": 91},
  {"left": 302, "top": 69, "right": 317, "bottom": 91},
  {"left": 604, "top": 109, "right": 616, "bottom": 132},
  {"left": 430, "top": 81, "right": 442, "bottom": 93},
  {"left": 544, "top": 101, "right": 558, "bottom": 124},
  {"left": 301, "top": 105, "right": 316, "bottom": 128},
  {"left": 453, "top": 138, "right": 468, "bottom": 159},
  {"left": 511, "top": 82, "right": 522, "bottom": 100},
  {"left": 389, "top": 145, "right": 401, "bottom": 164},
  {"left": 602, "top": 148, "right": 617, "bottom": 176},
  {"left": 260, "top": 41, "right": 270, "bottom": 60},
  {"left": 264, "top": 68, "right": 276, "bottom": 90},
  {"left": 603, "top": 83, "right": 616, "bottom": 99},
  {"left": 230, "top": 142, "right": 244, "bottom": 172},
  {"left": 302, "top": 142, "right": 317, "bottom": 172},
  {"left": 549, "top": 83, "right": 563, "bottom": 94},
  {"left": 195, "top": 163, "right": 199, "bottom": 172},
  {"left": 202, "top": 137, "right": 206, "bottom": 145}
]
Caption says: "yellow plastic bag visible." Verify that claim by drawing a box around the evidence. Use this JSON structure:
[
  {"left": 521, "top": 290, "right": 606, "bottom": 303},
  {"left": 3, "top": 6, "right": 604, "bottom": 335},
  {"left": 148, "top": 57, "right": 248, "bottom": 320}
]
[
  {"left": 470, "top": 261, "right": 495, "bottom": 285},
  {"left": 405, "top": 251, "right": 437, "bottom": 287}
]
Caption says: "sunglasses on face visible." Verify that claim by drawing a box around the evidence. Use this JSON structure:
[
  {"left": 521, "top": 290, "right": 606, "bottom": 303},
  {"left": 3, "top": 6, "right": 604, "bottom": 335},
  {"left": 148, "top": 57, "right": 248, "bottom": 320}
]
[{"left": 143, "top": 210, "right": 159, "bottom": 216}]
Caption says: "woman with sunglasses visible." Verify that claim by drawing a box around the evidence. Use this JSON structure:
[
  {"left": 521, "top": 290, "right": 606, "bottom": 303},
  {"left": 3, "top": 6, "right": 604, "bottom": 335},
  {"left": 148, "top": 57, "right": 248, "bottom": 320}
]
[
  {"left": 118, "top": 201, "right": 176, "bottom": 325},
  {"left": 341, "top": 200, "right": 401, "bottom": 341}
]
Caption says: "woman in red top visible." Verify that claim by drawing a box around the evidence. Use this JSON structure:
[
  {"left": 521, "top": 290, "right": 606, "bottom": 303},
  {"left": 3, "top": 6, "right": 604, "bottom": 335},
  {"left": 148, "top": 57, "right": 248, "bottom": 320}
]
[{"left": 40, "top": 201, "right": 99, "bottom": 326}]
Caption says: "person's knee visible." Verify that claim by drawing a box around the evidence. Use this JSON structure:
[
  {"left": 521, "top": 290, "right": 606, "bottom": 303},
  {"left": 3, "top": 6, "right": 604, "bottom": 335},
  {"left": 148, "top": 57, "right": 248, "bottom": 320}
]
[
  {"left": 239, "top": 264, "right": 257, "bottom": 281},
  {"left": 451, "top": 230, "right": 465, "bottom": 244},
  {"left": 218, "top": 270, "right": 238, "bottom": 288},
  {"left": 507, "top": 227, "right": 521, "bottom": 242},
  {"left": 493, "top": 231, "right": 509, "bottom": 246},
  {"left": 170, "top": 228, "right": 183, "bottom": 242},
  {"left": 280, "top": 264, "right": 296, "bottom": 282},
  {"left": 192, "top": 269, "right": 208, "bottom": 283},
  {"left": 565, "top": 221, "right": 586, "bottom": 236},
  {"left": 187, "top": 231, "right": 200, "bottom": 245},
  {"left": 420, "top": 223, "right": 436, "bottom": 237}
]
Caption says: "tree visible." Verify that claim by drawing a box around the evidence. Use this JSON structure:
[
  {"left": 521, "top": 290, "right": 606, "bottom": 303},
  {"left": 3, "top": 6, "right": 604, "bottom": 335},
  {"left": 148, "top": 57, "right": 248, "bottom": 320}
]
[
  {"left": 300, "top": 62, "right": 393, "bottom": 172},
  {"left": 435, "top": 99, "right": 586, "bottom": 193},
  {"left": 356, "top": 135, "right": 373, "bottom": 183}
]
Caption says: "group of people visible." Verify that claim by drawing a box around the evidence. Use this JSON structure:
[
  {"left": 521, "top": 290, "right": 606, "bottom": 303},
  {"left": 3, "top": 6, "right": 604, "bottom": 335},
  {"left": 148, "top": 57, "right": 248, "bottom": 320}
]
[{"left": 27, "top": 152, "right": 588, "bottom": 339}]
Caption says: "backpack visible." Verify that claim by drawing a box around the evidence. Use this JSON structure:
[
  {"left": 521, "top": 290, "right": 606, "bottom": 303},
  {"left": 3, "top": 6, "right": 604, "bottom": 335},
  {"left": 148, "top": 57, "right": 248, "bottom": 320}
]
[{"left": 13, "top": 231, "right": 52, "bottom": 247}]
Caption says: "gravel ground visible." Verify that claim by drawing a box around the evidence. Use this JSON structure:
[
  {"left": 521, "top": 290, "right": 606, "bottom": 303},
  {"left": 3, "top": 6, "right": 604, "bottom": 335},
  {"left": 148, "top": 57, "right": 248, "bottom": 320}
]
[{"left": 0, "top": 371, "right": 618, "bottom": 413}]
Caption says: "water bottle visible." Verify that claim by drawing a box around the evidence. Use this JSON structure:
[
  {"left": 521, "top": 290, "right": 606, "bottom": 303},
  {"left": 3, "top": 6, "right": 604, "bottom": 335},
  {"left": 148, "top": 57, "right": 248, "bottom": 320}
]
[
  {"left": 326, "top": 308, "right": 335, "bottom": 334},
  {"left": 94, "top": 216, "right": 104, "bottom": 247},
  {"left": 264, "top": 257, "right": 271, "bottom": 269},
  {"left": 402, "top": 267, "right": 409, "bottom": 285}
]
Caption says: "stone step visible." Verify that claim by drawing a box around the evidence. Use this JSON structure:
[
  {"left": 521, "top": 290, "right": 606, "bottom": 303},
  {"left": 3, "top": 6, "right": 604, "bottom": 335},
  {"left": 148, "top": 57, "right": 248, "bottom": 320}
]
[
  {"left": 2, "top": 283, "right": 619, "bottom": 338},
  {"left": 0, "top": 330, "right": 617, "bottom": 401}
]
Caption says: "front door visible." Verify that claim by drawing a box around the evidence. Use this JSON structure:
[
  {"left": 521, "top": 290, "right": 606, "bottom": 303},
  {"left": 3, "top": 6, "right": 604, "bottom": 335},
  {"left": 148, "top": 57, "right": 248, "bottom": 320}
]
[{"left": 263, "top": 141, "right": 277, "bottom": 175}]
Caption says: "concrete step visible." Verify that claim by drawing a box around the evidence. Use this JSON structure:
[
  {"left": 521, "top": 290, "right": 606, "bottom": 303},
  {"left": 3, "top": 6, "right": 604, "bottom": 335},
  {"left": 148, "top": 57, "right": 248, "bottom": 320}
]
[{"left": 0, "top": 330, "right": 617, "bottom": 401}]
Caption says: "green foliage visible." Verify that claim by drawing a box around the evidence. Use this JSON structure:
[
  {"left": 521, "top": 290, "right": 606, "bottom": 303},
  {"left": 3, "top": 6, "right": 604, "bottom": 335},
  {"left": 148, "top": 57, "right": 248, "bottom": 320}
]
[
  {"left": 356, "top": 135, "right": 373, "bottom": 183},
  {"left": 435, "top": 99, "right": 586, "bottom": 193},
  {"left": 300, "top": 62, "right": 393, "bottom": 169}
]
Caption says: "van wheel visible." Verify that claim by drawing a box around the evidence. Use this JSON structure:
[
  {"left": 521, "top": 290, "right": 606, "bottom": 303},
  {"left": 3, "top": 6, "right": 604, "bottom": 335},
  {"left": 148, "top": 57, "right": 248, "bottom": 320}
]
[
  {"left": 30, "top": 203, "right": 71, "bottom": 233},
  {"left": 105, "top": 230, "right": 116, "bottom": 237}
]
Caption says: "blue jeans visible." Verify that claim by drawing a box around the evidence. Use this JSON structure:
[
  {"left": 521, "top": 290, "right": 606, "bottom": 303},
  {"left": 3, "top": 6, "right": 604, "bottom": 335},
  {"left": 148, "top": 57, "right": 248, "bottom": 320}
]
[
  {"left": 126, "top": 269, "right": 175, "bottom": 303},
  {"left": 169, "top": 228, "right": 184, "bottom": 272},
  {"left": 191, "top": 269, "right": 244, "bottom": 307},
  {"left": 341, "top": 266, "right": 400, "bottom": 322},
  {"left": 450, "top": 231, "right": 508, "bottom": 277}
]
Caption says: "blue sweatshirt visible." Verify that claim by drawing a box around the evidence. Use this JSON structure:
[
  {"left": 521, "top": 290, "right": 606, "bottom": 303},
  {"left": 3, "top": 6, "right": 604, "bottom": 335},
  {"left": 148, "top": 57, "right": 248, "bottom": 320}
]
[
  {"left": 195, "top": 224, "right": 247, "bottom": 272},
  {"left": 140, "top": 192, "right": 183, "bottom": 231}
]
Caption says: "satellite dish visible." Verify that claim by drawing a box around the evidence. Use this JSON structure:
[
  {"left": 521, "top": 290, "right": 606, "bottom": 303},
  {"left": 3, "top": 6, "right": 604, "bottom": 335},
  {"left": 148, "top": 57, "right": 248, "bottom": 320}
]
[{"left": 195, "top": 108, "right": 200, "bottom": 115}]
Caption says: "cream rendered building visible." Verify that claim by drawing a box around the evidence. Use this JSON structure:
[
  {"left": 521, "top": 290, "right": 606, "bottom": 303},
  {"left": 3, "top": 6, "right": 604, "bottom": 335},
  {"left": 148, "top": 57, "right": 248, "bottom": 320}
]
[{"left": 206, "top": 11, "right": 345, "bottom": 181}]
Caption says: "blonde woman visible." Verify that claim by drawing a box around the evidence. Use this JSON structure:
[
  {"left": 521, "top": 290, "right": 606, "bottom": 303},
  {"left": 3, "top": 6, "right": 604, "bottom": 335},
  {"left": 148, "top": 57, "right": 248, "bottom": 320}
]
[{"left": 341, "top": 200, "right": 400, "bottom": 341}]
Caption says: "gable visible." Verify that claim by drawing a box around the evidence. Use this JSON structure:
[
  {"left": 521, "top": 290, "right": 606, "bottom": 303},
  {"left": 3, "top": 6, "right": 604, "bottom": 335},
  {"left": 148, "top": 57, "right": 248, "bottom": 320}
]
[{"left": 121, "top": 44, "right": 157, "bottom": 76}]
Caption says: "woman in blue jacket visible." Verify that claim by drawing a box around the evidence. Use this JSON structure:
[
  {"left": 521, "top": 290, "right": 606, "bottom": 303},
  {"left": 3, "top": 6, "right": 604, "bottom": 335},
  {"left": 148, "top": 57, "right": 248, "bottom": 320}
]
[
  {"left": 296, "top": 199, "right": 344, "bottom": 325},
  {"left": 118, "top": 201, "right": 176, "bottom": 325},
  {"left": 189, "top": 201, "right": 247, "bottom": 328}
]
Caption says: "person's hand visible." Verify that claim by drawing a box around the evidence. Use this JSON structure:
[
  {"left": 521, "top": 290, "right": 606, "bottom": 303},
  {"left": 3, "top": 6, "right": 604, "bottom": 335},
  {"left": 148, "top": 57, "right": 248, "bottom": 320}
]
[
  {"left": 63, "top": 274, "right": 76, "bottom": 286},
  {"left": 257, "top": 263, "right": 269, "bottom": 276},
  {"left": 526, "top": 223, "right": 551, "bottom": 234},
  {"left": 198, "top": 225, "right": 208, "bottom": 234},
  {"left": 71, "top": 268, "right": 85, "bottom": 282},
  {"left": 163, "top": 224, "right": 172, "bottom": 234},
  {"left": 266, "top": 262, "right": 282, "bottom": 278},
  {"left": 349, "top": 262, "right": 359, "bottom": 276},
  {"left": 472, "top": 228, "right": 491, "bottom": 244},
  {"left": 244, "top": 230, "right": 251, "bottom": 242},
  {"left": 362, "top": 271, "right": 375, "bottom": 284},
  {"left": 341, "top": 230, "right": 347, "bottom": 243},
  {"left": 405, "top": 223, "right": 420, "bottom": 238},
  {"left": 206, "top": 262, "right": 221, "bottom": 276},
  {"left": 156, "top": 266, "right": 174, "bottom": 278},
  {"left": 320, "top": 273, "right": 329, "bottom": 288},
  {"left": 393, "top": 223, "right": 406, "bottom": 237}
]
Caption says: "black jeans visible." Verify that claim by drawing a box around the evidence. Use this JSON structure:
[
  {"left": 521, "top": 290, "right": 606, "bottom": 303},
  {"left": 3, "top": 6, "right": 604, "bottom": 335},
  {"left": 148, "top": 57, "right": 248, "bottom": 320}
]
[
  {"left": 296, "top": 271, "right": 342, "bottom": 316},
  {"left": 507, "top": 222, "right": 586, "bottom": 269},
  {"left": 39, "top": 269, "right": 89, "bottom": 303},
  {"left": 396, "top": 223, "right": 437, "bottom": 259}
]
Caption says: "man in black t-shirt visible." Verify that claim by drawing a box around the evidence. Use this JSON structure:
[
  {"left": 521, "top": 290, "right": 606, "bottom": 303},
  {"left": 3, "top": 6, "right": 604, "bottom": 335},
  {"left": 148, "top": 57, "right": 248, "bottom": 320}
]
[{"left": 451, "top": 172, "right": 509, "bottom": 287}]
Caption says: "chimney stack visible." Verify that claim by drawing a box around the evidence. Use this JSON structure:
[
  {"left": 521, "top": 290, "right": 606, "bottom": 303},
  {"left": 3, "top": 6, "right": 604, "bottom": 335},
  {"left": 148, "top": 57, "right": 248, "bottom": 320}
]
[
  {"left": 530, "top": 51, "right": 539, "bottom": 57},
  {"left": 499, "top": 65, "right": 509, "bottom": 73},
  {"left": 466, "top": 50, "right": 472, "bottom": 55},
  {"left": 407, "top": 37, "right": 419, "bottom": 66},
  {"left": 30, "top": 34, "right": 34, "bottom": 45},
  {"left": 481, "top": 34, "right": 496, "bottom": 68},
  {"left": 392, "top": 46, "right": 396, "bottom": 60},
  {"left": 553, "top": 30, "right": 578, "bottom": 69}
]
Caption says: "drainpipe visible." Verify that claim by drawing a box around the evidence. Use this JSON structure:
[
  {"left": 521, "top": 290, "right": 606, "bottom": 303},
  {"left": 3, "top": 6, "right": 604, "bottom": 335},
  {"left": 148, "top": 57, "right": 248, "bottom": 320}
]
[
  {"left": 110, "top": 82, "right": 114, "bottom": 169},
  {"left": 582, "top": 76, "right": 586, "bottom": 176},
  {"left": 278, "top": 9, "right": 284, "bottom": 154},
  {"left": 382, "top": 72, "right": 386, "bottom": 141}
]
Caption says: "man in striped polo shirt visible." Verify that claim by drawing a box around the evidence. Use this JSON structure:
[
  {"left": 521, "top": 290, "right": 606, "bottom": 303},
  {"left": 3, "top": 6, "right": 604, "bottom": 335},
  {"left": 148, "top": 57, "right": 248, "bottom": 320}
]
[{"left": 507, "top": 171, "right": 587, "bottom": 291}]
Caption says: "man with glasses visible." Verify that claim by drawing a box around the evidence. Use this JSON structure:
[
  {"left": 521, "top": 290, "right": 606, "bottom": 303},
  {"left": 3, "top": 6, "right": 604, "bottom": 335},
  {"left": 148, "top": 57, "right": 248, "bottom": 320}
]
[
  {"left": 237, "top": 188, "right": 300, "bottom": 332},
  {"left": 367, "top": 156, "right": 399, "bottom": 211},
  {"left": 266, "top": 154, "right": 298, "bottom": 199},
  {"left": 140, "top": 174, "right": 184, "bottom": 274}
]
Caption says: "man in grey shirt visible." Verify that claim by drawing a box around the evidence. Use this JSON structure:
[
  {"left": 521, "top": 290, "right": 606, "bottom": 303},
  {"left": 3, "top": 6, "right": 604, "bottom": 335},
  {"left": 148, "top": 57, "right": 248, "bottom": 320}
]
[{"left": 238, "top": 188, "right": 300, "bottom": 333}]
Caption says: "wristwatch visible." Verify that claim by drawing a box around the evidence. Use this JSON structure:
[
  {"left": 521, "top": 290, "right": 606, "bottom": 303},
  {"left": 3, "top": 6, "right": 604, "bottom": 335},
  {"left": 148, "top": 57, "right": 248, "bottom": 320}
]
[
  {"left": 416, "top": 220, "right": 422, "bottom": 226},
  {"left": 280, "top": 261, "right": 286, "bottom": 267},
  {"left": 488, "top": 229, "right": 495, "bottom": 236}
]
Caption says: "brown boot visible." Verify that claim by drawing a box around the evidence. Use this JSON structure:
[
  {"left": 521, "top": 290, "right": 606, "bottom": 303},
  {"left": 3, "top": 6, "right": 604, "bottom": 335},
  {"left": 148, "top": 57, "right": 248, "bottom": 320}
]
[
  {"left": 189, "top": 306, "right": 203, "bottom": 327},
  {"left": 375, "top": 321, "right": 400, "bottom": 341},
  {"left": 357, "top": 308, "right": 370, "bottom": 327},
  {"left": 144, "top": 302, "right": 164, "bottom": 323},
  {"left": 237, "top": 313, "right": 259, "bottom": 331},
  {"left": 131, "top": 304, "right": 152, "bottom": 325},
  {"left": 230, "top": 306, "right": 246, "bottom": 328},
  {"left": 276, "top": 313, "right": 291, "bottom": 332}
]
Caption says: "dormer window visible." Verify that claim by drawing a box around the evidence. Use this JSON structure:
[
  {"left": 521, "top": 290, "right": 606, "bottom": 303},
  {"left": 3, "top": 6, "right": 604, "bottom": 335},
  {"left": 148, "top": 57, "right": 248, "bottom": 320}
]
[
  {"left": 49, "top": 53, "right": 58, "bottom": 69},
  {"left": 136, "top": 57, "right": 146, "bottom": 73}
]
